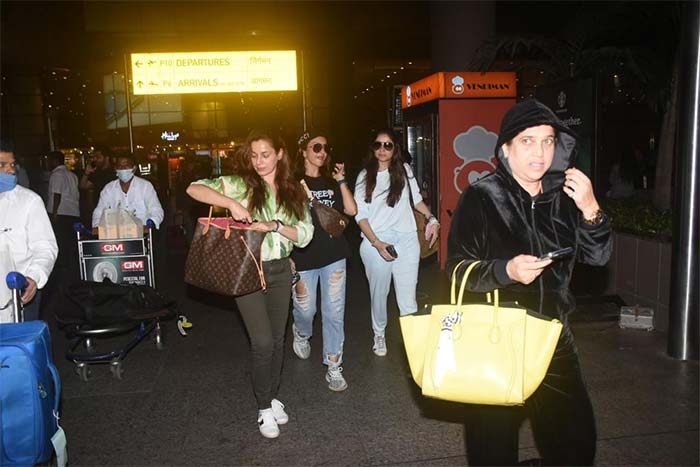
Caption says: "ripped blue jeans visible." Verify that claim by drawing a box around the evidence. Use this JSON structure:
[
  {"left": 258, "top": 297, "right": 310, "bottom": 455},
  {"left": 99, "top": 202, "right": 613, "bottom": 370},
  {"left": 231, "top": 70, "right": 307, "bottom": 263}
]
[{"left": 291, "top": 258, "right": 346, "bottom": 366}]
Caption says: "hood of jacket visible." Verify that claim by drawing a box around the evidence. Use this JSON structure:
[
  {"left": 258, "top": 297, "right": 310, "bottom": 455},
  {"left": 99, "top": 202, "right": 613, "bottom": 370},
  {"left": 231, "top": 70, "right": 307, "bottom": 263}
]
[{"left": 494, "top": 99, "right": 579, "bottom": 196}]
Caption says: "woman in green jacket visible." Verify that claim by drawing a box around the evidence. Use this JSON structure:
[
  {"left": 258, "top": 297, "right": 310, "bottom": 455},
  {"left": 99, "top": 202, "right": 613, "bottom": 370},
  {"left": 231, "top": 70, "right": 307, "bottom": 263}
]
[{"left": 187, "top": 131, "right": 313, "bottom": 439}]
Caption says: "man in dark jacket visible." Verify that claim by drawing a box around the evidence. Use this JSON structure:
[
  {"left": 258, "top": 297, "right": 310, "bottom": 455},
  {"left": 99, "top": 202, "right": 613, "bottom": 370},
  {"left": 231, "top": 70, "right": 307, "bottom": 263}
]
[{"left": 447, "top": 99, "right": 612, "bottom": 466}]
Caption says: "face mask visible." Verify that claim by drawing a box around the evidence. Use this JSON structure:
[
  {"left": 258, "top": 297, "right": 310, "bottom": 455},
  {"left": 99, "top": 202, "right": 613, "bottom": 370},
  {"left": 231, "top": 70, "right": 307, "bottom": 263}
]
[
  {"left": 116, "top": 169, "right": 135, "bottom": 183},
  {"left": 0, "top": 173, "right": 17, "bottom": 192}
]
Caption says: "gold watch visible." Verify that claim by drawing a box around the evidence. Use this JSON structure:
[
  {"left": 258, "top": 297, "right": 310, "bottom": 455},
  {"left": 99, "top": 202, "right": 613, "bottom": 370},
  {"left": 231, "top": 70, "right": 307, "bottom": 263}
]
[{"left": 582, "top": 208, "right": 605, "bottom": 225}]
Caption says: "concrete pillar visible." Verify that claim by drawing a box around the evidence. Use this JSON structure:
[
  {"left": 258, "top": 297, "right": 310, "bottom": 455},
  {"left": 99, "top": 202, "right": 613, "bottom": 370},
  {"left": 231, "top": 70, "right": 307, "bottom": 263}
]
[
  {"left": 430, "top": 2, "right": 495, "bottom": 72},
  {"left": 668, "top": 0, "right": 699, "bottom": 361}
]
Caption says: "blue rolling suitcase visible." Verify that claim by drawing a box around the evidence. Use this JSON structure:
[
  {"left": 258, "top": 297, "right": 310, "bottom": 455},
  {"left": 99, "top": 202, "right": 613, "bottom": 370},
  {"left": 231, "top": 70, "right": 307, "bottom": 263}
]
[{"left": 0, "top": 320, "right": 63, "bottom": 466}]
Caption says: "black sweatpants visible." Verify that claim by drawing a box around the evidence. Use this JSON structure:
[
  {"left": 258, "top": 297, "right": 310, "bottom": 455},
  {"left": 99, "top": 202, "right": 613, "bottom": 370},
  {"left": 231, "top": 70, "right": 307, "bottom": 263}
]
[
  {"left": 464, "top": 325, "right": 597, "bottom": 466},
  {"left": 52, "top": 214, "right": 81, "bottom": 282},
  {"left": 234, "top": 258, "right": 292, "bottom": 410}
]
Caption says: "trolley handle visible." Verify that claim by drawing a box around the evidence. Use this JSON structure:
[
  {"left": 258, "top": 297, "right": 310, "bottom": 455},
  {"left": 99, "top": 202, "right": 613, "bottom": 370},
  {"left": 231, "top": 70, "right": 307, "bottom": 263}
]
[{"left": 74, "top": 222, "right": 94, "bottom": 240}]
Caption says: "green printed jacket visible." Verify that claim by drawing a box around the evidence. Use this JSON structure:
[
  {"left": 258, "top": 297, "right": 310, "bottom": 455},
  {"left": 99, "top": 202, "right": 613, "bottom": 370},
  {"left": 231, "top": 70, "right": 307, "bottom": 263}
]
[{"left": 191, "top": 175, "right": 313, "bottom": 261}]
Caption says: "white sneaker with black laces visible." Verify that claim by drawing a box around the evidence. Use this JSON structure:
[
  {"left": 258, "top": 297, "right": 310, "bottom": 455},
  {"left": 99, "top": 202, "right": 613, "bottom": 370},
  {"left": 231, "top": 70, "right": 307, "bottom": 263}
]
[
  {"left": 373, "top": 335, "right": 387, "bottom": 356},
  {"left": 292, "top": 323, "right": 311, "bottom": 359},
  {"left": 271, "top": 398, "right": 288, "bottom": 425},
  {"left": 257, "top": 408, "right": 279, "bottom": 439},
  {"left": 326, "top": 365, "right": 348, "bottom": 392}
]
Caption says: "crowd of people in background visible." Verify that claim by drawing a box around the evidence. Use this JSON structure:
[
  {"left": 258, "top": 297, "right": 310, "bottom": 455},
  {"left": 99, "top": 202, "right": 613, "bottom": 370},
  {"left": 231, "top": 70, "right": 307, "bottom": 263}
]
[{"left": 0, "top": 141, "right": 166, "bottom": 319}]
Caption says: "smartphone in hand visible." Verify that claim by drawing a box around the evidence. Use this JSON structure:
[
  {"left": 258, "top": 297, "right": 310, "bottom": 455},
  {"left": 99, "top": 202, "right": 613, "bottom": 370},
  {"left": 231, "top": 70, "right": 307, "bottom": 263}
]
[
  {"left": 386, "top": 245, "right": 398, "bottom": 258},
  {"left": 538, "top": 246, "right": 574, "bottom": 261}
]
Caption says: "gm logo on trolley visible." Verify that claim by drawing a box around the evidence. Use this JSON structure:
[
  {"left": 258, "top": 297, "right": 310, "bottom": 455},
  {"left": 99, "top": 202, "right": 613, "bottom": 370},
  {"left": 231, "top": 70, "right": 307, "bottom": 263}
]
[
  {"left": 100, "top": 243, "right": 125, "bottom": 253},
  {"left": 82, "top": 239, "right": 145, "bottom": 257},
  {"left": 121, "top": 260, "right": 145, "bottom": 271}
]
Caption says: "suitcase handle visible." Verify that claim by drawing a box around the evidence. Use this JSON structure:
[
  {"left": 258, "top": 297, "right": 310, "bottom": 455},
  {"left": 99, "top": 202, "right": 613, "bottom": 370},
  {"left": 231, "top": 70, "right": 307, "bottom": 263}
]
[
  {"left": 5, "top": 272, "right": 27, "bottom": 322},
  {"left": 48, "top": 362, "right": 61, "bottom": 420}
]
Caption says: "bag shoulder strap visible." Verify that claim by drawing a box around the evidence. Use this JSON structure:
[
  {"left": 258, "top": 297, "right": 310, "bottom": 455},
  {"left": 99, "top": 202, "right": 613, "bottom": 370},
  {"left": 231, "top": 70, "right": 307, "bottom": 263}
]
[
  {"left": 401, "top": 164, "right": 416, "bottom": 210},
  {"left": 299, "top": 179, "right": 314, "bottom": 201},
  {"left": 238, "top": 233, "right": 267, "bottom": 292}
]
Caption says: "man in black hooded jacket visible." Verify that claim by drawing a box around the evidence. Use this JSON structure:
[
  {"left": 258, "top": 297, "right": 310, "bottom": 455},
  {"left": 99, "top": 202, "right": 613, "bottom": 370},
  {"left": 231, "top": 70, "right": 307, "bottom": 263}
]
[{"left": 447, "top": 99, "right": 612, "bottom": 466}]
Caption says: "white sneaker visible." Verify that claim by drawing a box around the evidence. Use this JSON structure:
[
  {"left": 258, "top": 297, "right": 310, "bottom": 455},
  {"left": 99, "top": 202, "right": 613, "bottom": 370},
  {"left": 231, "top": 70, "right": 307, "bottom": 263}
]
[
  {"left": 257, "top": 408, "right": 279, "bottom": 439},
  {"left": 373, "top": 335, "right": 387, "bottom": 357},
  {"left": 326, "top": 365, "right": 348, "bottom": 392},
  {"left": 292, "top": 323, "right": 311, "bottom": 359},
  {"left": 271, "top": 398, "right": 288, "bottom": 425}
]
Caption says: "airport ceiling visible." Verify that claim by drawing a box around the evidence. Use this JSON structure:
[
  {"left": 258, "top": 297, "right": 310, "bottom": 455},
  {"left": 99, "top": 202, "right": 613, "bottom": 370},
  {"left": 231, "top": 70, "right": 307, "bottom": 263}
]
[{"left": 1, "top": 1, "right": 432, "bottom": 66}]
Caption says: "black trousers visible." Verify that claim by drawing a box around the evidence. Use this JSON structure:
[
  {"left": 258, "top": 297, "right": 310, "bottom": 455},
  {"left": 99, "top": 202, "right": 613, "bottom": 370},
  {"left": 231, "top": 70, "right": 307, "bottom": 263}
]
[
  {"left": 22, "top": 290, "right": 42, "bottom": 321},
  {"left": 52, "top": 215, "right": 81, "bottom": 282},
  {"left": 464, "top": 325, "right": 597, "bottom": 466},
  {"left": 234, "top": 258, "right": 292, "bottom": 410}
]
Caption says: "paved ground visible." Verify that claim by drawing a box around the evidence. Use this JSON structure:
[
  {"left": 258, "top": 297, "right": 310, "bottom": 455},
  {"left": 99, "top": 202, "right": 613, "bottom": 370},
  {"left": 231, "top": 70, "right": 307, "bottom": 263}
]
[{"left": 43, "top": 233, "right": 698, "bottom": 466}]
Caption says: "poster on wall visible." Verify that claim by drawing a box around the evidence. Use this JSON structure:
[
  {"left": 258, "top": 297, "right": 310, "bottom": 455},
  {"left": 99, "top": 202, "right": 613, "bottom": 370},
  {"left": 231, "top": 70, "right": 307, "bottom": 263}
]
[
  {"left": 536, "top": 79, "right": 595, "bottom": 181},
  {"left": 437, "top": 99, "right": 515, "bottom": 267}
]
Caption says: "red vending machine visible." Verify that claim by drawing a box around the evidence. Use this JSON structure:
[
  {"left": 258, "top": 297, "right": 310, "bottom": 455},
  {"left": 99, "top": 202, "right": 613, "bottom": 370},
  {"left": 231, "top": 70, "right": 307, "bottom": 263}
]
[{"left": 402, "top": 72, "right": 516, "bottom": 268}]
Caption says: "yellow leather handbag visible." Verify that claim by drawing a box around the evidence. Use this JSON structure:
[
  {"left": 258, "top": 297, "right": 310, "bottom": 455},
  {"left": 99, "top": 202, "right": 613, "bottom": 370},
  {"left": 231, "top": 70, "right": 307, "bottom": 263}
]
[{"left": 400, "top": 261, "right": 563, "bottom": 406}]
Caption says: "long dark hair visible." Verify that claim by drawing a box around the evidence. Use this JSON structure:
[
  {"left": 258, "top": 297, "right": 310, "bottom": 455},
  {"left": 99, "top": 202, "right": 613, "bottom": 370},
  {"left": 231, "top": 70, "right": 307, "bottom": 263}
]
[
  {"left": 294, "top": 132, "right": 332, "bottom": 179},
  {"left": 238, "top": 131, "right": 307, "bottom": 220},
  {"left": 362, "top": 128, "right": 406, "bottom": 207}
]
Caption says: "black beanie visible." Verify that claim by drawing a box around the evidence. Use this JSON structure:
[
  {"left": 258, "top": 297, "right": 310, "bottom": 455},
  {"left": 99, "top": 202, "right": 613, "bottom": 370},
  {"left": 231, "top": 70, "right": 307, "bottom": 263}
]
[{"left": 495, "top": 99, "right": 579, "bottom": 174}]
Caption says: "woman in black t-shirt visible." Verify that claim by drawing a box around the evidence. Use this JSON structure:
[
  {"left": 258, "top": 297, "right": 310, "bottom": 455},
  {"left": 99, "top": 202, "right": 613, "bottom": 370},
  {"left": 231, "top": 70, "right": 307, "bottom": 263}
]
[{"left": 290, "top": 131, "right": 357, "bottom": 392}]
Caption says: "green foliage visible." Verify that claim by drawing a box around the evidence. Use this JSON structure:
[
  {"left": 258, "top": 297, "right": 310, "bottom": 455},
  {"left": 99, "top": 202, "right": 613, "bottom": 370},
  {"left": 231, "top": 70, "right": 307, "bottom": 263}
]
[
  {"left": 603, "top": 198, "right": 672, "bottom": 240},
  {"left": 469, "top": 2, "right": 682, "bottom": 110}
]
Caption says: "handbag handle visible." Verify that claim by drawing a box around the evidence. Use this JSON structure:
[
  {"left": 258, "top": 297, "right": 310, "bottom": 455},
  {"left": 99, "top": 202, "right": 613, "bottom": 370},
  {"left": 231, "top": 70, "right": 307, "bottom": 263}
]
[
  {"left": 202, "top": 206, "right": 233, "bottom": 239},
  {"left": 455, "top": 260, "right": 502, "bottom": 343},
  {"left": 453, "top": 260, "right": 501, "bottom": 308},
  {"left": 450, "top": 259, "right": 467, "bottom": 305},
  {"left": 456, "top": 261, "right": 481, "bottom": 309}
]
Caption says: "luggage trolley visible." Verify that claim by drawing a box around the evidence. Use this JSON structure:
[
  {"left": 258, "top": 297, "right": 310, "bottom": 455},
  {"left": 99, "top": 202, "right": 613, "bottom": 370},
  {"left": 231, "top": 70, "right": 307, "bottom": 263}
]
[
  {"left": 77, "top": 220, "right": 156, "bottom": 288},
  {"left": 61, "top": 221, "right": 174, "bottom": 381}
]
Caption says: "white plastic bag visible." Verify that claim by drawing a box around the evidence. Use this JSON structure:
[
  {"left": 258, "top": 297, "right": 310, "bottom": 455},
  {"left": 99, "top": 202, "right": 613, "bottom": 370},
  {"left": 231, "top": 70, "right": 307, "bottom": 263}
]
[{"left": 98, "top": 208, "right": 143, "bottom": 239}]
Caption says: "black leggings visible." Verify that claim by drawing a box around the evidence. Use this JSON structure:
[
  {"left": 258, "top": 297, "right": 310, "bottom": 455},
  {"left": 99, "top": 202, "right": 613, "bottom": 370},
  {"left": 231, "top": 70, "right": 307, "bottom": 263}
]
[
  {"left": 234, "top": 258, "right": 292, "bottom": 410},
  {"left": 464, "top": 325, "right": 597, "bottom": 466}
]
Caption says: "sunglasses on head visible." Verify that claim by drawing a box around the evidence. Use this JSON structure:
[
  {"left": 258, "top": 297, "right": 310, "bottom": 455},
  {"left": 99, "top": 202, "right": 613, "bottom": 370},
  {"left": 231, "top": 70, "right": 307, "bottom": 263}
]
[
  {"left": 309, "top": 143, "right": 331, "bottom": 154},
  {"left": 371, "top": 141, "right": 394, "bottom": 151}
]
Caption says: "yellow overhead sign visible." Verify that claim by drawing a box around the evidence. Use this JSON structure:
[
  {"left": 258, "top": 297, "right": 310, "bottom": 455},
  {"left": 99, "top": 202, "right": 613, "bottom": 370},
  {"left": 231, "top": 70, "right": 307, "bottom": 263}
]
[{"left": 130, "top": 50, "right": 298, "bottom": 95}]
